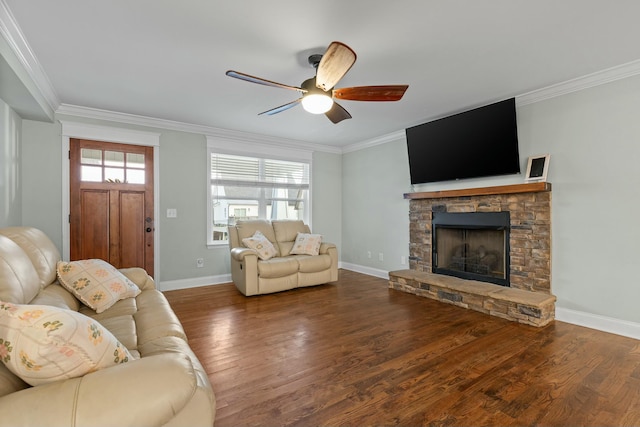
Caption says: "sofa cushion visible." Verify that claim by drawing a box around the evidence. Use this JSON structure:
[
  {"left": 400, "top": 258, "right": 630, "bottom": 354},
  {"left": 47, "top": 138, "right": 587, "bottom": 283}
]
[
  {"left": 0, "top": 301, "right": 132, "bottom": 386},
  {"left": 272, "top": 220, "right": 310, "bottom": 256},
  {"left": 257, "top": 257, "right": 299, "bottom": 279},
  {"left": 242, "top": 231, "right": 278, "bottom": 260},
  {"left": 236, "top": 220, "right": 280, "bottom": 256},
  {"left": 290, "top": 233, "right": 322, "bottom": 256},
  {"left": 57, "top": 259, "right": 141, "bottom": 314},
  {"left": 294, "top": 254, "right": 332, "bottom": 273},
  {"left": 80, "top": 296, "right": 138, "bottom": 321},
  {"left": 0, "top": 362, "right": 28, "bottom": 398},
  {"left": 0, "top": 227, "right": 61, "bottom": 290},
  {"left": 134, "top": 290, "right": 187, "bottom": 345},
  {"left": 0, "top": 235, "right": 41, "bottom": 304},
  {"left": 97, "top": 315, "right": 138, "bottom": 351},
  {"left": 272, "top": 220, "right": 309, "bottom": 242},
  {"left": 29, "top": 283, "right": 80, "bottom": 311}
]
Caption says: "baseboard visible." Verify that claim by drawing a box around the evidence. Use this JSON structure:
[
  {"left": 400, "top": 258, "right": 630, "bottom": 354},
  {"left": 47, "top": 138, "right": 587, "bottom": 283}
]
[
  {"left": 339, "top": 262, "right": 389, "bottom": 280},
  {"left": 159, "top": 274, "right": 232, "bottom": 292},
  {"left": 556, "top": 307, "right": 640, "bottom": 340}
]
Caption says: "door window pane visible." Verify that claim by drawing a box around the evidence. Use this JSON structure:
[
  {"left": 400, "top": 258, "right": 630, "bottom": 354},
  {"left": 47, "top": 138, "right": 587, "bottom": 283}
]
[
  {"left": 126, "top": 153, "right": 145, "bottom": 169},
  {"left": 127, "top": 169, "right": 145, "bottom": 184},
  {"left": 104, "top": 151, "right": 125, "bottom": 167},
  {"left": 81, "top": 149, "right": 102, "bottom": 165},
  {"left": 81, "top": 165, "right": 102, "bottom": 182},
  {"left": 105, "top": 167, "right": 125, "bottom": 182}
]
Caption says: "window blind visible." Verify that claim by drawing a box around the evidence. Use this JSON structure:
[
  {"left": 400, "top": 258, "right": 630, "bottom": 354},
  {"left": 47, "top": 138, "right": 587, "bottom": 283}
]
[{"left": 211, "top": 153, "right": 309, "bottom": 189}]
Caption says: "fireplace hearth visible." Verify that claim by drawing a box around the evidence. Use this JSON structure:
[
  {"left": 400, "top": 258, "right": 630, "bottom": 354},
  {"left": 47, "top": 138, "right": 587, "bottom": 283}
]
[{"left": 433, "top": 212, "right": 510, "bottom": 287}]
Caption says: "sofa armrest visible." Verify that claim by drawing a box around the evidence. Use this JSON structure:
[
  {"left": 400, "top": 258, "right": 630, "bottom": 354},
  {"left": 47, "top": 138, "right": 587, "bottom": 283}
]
[
  {"left": 319, "top": 242, "right": 336, "bottom": 254},
  {"left": 230, "top": 247, "right": 258, "bottom": 262},
  {"left": 320, "top": 242, "right": 339, "bottom": 282},
  {"left": 0, "top": 354, "right": 207, "bottom": 427},
  {"left": 119, "top": 267, "right": 156, "bottom": 291},
  {"left": 229, "top": 248, "right": 259, "bottom": 296}
]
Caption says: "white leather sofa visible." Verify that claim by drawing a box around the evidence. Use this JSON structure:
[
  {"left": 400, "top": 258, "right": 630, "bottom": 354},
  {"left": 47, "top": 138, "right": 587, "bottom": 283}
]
[
  {"left": 0, "top": 227, "right": 215, "bottom": 427},
  {"left": 228, "top": 220, "right": 338, "bottom": 296}
]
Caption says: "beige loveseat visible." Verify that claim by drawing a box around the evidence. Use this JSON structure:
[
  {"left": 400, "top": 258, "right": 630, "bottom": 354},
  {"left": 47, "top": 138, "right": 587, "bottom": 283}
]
[
  {"left": 228, "top": 220, "right": 338, "bottom": 296},
  {"left": 0, "top": 227, "right": 215, "bottom": 427}
]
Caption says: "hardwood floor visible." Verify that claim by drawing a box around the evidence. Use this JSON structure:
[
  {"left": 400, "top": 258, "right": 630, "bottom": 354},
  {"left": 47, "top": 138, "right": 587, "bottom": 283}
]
[{"left": 164, "top": 270, "right": 640, "bottom": 426}]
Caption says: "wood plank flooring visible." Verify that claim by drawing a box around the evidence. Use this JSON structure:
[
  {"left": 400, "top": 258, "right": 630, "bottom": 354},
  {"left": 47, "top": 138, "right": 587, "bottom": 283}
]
[{"left": 164, "top": 270, "right": 640, "bottom": 426}]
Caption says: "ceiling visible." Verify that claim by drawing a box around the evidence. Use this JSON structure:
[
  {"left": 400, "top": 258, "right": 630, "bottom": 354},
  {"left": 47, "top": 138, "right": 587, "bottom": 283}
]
[{"left": 4, "top": 0, "right": 640, "bottom": 148}]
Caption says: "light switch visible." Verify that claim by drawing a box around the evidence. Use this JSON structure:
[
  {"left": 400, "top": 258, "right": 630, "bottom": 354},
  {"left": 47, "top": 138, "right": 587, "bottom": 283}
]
[{"left": 166, "top": 208, "right": 177, "bottom": 218}]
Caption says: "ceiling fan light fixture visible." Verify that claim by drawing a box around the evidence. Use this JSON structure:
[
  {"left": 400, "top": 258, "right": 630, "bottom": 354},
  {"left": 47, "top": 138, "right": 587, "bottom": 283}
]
[{"left": 301, "top": 93, "right": 333, "bottom": 114}]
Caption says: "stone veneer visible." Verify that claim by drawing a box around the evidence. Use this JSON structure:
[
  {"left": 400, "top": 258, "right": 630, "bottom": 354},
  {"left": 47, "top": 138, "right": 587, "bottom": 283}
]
[{"left": 389, "top": 183, "right": 556, "bottom": 326}]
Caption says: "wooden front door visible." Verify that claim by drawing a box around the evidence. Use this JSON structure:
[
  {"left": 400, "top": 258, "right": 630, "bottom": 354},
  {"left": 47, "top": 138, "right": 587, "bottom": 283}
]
[{"left": 70, "top": 139, "right": 154, "bottom": 276}]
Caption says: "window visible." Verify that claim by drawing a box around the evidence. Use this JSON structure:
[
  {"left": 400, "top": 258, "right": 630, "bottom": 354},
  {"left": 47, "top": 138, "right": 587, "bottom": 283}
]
[{"left": 207, "top": 151, "right": 310, "bottom": 245}]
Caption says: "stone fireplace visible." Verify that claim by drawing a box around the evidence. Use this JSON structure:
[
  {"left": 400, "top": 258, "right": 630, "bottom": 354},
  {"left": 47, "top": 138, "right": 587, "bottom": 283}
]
[{"left": 389, "top": 182, "right": 556, "bottom": 326}]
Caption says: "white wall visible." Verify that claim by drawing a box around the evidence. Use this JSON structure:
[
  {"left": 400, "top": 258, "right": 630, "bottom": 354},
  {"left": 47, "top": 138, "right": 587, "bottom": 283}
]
[
  {"left": 0, "top": 98, "right": 21, "bottom": 227},
  {"left": 342, "top": 72, "right": 640, "bottom": 327},
  {"left": 311, "top": 151, "right": 342, "bottom": 252},
  {"left": 20, "top": 119, "right": 62, "bottom": 247},
  {"left": 342, "top": 138, "right": 410, "bottom": 276},
  {"left": 517, "top": 74, "right": 640, "bottom": 323}
]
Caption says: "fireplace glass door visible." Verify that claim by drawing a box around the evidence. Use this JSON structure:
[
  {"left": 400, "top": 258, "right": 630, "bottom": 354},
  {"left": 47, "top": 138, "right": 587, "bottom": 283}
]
[{"left": 432, "top": 212, "right": 510, "bottom": 286}]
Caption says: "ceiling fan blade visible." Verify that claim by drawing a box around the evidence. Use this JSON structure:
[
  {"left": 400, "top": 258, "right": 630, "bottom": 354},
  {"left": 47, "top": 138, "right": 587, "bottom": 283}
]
[
  {"left": 333, "top": 85, "right": 409, "bottom": 101},
  {"left": 325, "top": 102, "right": 352, "bottom": 124},
  {"left": 258, "top": 98, "right": 302, "bottom": 116},
  {"left": 226, "top": 70, "right": 305, "bottom": 92},
  {"left": 315, "top": 42, "right": 357, "bottom": 92}
]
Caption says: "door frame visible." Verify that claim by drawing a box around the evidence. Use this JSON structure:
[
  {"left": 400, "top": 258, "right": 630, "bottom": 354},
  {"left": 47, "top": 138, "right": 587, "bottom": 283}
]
[{"left": 60, "top": 121, "right": 161, "bottom": 282}]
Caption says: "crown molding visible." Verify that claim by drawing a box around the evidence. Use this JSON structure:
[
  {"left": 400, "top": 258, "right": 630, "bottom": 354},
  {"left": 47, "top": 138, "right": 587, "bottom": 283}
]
[
  {"left": 517, "top": 58, "right": 640, "bottom": 106},
  {"left": 56, "top": 103, "right": 342, "bottom": 154},
  {"left": 0, "top": 0, "right": 59, "bottom": 116}
]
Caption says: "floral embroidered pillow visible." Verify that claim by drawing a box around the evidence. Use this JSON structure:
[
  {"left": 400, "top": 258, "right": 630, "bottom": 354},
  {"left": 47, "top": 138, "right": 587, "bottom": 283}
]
[
  {"left": 290, "top": 233, "right": 322, "bottom": 256},
  {"left": 0, "top": 301, "right": 132, "bottom": 386},
  {"left": 56, "top": 259, "right": 141, "bottom": 314},
  {"left": 242, "top": 230, "right": 278, "bottom": 260}
]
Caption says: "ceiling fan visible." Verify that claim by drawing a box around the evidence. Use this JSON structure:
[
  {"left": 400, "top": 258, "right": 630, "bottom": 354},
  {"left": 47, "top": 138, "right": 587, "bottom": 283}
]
[{"left": 226, "top": 41, "right": 409, "bottom": 124}]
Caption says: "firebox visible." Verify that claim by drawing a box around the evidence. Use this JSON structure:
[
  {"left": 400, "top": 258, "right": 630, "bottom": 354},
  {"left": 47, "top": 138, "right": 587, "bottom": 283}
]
[{"left": 432, "top": 212, "right": 510, "bottom": 287}]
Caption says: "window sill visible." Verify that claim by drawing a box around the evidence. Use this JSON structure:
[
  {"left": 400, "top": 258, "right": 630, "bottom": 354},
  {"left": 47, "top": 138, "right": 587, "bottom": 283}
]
[{"left": 207, "top": 241, "right": 229, "bottom": 249}]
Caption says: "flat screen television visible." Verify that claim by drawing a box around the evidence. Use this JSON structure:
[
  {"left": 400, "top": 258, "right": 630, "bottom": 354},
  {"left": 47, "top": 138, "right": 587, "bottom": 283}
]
[{"left": 406, "top": 98, "right": 520, "bottom": 185}]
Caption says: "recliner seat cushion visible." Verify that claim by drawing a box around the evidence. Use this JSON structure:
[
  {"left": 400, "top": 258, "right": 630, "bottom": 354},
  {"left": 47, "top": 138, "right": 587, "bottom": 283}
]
[
  {"left": 294, "top": 254, "right": 332, "bottom": 273},
  {"left": 257, "top": 257, "right": 299, "bottom": 278}
]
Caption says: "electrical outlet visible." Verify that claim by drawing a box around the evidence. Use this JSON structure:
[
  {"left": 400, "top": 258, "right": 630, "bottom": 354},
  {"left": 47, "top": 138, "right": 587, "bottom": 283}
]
[
  {"left": 196, "top": 258, "right": 204, "bottom": 268},
  {"left": 401, "top": 256, "right": 406, "bottom": 265},
  {"left": 167, "top": 208, "right": 177, "bottom": 218},
  {"left": 378, "top": 252, "right": 384, "bottom": 262},
  {"left": 367, "top": 251, "right": 372, "bottom": 259}
]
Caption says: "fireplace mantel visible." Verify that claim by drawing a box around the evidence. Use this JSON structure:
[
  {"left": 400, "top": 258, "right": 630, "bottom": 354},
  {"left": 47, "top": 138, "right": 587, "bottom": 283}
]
[{"left": 404, "top": 182, "right": 551, "bottom": 200}]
